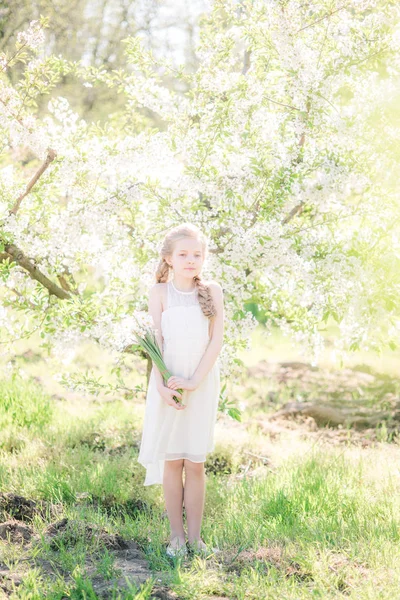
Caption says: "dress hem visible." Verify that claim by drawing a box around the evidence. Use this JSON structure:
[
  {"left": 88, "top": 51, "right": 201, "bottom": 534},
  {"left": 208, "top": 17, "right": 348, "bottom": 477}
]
[
  {"left": 164, "top": 457, "right": 205, "bottom": 462},
  {"left": 138, "top": 445, "right": 215, "bottom": 486}
]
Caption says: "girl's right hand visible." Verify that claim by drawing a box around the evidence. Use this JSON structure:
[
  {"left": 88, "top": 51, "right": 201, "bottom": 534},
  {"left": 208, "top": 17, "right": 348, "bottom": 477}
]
[{"left": 157, "top": 385, "right": 186, "bottom": 410}]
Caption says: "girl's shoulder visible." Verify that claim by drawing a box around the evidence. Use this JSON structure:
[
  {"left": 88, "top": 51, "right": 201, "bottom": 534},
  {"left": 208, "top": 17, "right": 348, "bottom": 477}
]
[
  {"left": 150, "top": 282, "right": 168, "bottom": 297},
  {"left": 149, "top": 282, "right": 168, "bottom": 312},
  {"left": 153, "top": 282, "right": 168, "bottom": 291},
  {"left": 203, "top": 281, "right": 224, "bottom": 307},
  {"left": 203, "top": 280, "right": 223, "bottom": 292}
]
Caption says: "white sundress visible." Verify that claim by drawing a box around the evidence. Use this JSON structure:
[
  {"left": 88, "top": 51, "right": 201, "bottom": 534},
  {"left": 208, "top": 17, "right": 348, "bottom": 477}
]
[{"left": 137, "top": 279, "right": 221, "bottom": 486}]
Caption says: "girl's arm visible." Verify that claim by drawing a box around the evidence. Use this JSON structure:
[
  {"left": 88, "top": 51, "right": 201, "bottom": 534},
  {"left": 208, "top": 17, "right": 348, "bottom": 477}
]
[
  {"left": 168, "top": 282, "right": 224, "bottom": 391},
  {"left": 148, "top": 283, "right": 167, "bottom": 392}
]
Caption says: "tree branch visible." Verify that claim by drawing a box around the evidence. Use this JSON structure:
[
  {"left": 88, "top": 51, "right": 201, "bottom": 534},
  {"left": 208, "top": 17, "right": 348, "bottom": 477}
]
[
  {"left": 281, "top": 202, "right": 305, "bottom": 225},
  {"left": 242, "top": 49, "right": 251, "bottom": 75},
  {"left": 8, "top": 287, "right": 37, "bottom": 310},
  {"left": 295, "top": 3, "right": 351, "bottom": 34},
  {"left": 2, "top": 244, "right": 71, "bottom": 299},
  {"left": 9, "top": 147, "right": 57, "bottom": 215}
]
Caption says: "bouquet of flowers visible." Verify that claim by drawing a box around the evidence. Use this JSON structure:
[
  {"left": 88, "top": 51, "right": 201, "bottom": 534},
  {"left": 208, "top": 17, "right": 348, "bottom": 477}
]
[{"left": 131, "top": 311, "right": 184, "bottom": 405}]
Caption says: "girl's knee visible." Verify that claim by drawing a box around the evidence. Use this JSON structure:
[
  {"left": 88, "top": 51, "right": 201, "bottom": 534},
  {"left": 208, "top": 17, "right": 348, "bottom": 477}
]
[{"left": 184, "top": 459, "right": 205, "bottom": 473}]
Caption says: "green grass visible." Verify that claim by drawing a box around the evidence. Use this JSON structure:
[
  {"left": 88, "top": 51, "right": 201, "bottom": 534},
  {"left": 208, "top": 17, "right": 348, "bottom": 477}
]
[
  {"left": 239, "top": 323, "right": 400, "bottom": 376},
  {"left": 0, "top": 373, "right": 53, "bottom": 430},
  {"left": 0, "top": 365, "right": 399, "bottom": 599}
]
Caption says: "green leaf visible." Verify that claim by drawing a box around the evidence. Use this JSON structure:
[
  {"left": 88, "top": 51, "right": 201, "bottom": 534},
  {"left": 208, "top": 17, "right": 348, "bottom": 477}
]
[{"left": 227, "top": 408, "right": 241, "bottom": 422}]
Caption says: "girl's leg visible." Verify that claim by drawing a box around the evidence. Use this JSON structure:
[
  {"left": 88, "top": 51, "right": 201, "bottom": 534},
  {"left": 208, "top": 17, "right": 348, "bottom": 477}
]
[
  {"left": 163, "top": 458, "right": 186, "bottom": 546},
  {"left": 183, "top": 459, "right": 206, "bottom": 546}
]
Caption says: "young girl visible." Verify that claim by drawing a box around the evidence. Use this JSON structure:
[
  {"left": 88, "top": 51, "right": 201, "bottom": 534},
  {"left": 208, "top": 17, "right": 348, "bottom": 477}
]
[{"left": 138, "top": 222, "right": 224, "bottom": 558}]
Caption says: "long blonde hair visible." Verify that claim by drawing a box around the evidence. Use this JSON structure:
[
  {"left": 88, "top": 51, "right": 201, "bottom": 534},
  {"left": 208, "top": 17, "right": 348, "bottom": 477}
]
[{"left": 155, "top": 223, "right": 217, "bottom": 319}]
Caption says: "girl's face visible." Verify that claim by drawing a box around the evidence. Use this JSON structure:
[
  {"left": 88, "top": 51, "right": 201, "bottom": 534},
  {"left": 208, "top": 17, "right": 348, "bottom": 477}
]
[{"left": 167, "top": 238, "right": 204, "bottom": 278}]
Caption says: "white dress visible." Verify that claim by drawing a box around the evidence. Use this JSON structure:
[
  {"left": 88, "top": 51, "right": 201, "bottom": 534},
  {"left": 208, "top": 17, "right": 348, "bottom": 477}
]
[{"left": 137, "top": 279, "right": 221, "bottom": 486}]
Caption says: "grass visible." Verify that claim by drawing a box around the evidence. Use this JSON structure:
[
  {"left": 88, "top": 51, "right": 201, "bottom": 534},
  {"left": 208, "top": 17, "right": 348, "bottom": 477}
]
[
  {"left": 0, "top": 326, "right": 399, "bottom": 598},
  {"left": 240, "top": 323, "right": 400, "bottom": 376}
]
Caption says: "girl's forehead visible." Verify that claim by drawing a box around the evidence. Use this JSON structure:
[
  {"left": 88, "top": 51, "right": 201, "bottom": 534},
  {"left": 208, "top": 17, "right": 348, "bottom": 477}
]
[{"left": 173, "top": 239, "right": 203, "bottom": 252}]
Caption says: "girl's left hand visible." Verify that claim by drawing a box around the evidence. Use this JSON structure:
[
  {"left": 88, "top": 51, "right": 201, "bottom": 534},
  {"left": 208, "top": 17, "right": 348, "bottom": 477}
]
[{"left": 167, "top": 376, "right": 196, "bottom": 391}]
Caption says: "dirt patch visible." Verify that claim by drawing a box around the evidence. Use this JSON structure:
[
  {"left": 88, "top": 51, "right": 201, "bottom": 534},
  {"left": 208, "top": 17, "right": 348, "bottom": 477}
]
[
  {"left": 0, "top": 519, "right": 33, "bottom": 544},
  {"left": 43, "top": 517, "right": 137, "bottom": 553},
  {"left": 80, "top": 542, "right": 156, "bottom": 598},
  {"left": 0, "top": 506, "right": 180, "bottom": 599},
  {"left": 84, "top": 495, "right": 151, "bottom": 519},
  {"left": 237, "top": 545, "right": 284, "bottom": 567},
  {"left": 0, "top": 492, "right": 61, "bottom": 523},
  {"left": 251, "top": 415, "right": 379, "bottom": 447},
  {"left": 0, "top": 569, "right": 23, "bottom": 596},
  {"left": 324, "top": 550, "right": 371, "bottom": 593},
  {"left": 221, "top": 544, "right": 313, "bottom": 581},
  {"left": 150, "top": 587, "right": 182, "bottom": 599}
]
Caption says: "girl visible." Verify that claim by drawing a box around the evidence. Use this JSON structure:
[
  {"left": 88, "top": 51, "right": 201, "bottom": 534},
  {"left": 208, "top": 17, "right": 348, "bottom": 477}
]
[{"left": 138, "top": 223, "right": 224, "bottom": 558}]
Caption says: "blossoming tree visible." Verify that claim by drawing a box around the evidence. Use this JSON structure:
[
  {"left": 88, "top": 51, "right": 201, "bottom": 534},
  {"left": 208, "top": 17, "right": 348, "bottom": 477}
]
[{"left": 0, "top": 2, "right": 400, "bottom": 411}]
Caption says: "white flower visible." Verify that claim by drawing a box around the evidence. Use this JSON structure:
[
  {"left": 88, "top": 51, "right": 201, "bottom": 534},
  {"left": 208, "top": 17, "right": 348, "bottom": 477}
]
[{"left": 17, "top": 20, "right": 45, "bottom": 49}]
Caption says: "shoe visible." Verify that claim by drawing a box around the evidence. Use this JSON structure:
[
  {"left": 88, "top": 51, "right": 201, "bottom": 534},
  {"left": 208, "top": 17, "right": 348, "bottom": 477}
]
[
  {"left": 188, "top": 540, "right": 221, "bottom": 557},
  {"left": 166, "top": 536, "right": 188, "bottom": 558}
]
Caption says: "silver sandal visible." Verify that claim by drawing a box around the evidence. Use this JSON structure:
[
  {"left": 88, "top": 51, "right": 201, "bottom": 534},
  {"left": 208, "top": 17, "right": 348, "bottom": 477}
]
[
  {"left": 188, "top": 541, "right": 220, "bottom": 557},
  {"left": 166, "top": 536, "right": 188, "bottom": 558}
]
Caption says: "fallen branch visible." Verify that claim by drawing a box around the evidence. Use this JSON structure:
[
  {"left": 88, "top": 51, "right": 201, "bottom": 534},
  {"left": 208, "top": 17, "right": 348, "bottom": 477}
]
[
  {"left": 268, "top": 401, "right": 400, "bottom": 430},
  {"left": 243, "top": 450, "right": 271, "bottom": 464}
]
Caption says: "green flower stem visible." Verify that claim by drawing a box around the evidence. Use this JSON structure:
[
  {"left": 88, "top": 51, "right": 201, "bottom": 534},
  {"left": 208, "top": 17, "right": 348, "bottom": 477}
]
[{"left": 132, "top": 325, "right": 184, "bottom": 405}]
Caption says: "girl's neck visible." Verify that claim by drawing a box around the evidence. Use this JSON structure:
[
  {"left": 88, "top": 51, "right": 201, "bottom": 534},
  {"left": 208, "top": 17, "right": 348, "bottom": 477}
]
[{"left": 171, "top": 276, "right": 196, "bottom": 293}]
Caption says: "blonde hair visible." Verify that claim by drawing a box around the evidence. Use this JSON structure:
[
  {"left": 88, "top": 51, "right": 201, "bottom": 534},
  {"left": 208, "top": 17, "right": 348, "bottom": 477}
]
[{"left": 155, "top": 223, "right": 217, "bottom": 319}]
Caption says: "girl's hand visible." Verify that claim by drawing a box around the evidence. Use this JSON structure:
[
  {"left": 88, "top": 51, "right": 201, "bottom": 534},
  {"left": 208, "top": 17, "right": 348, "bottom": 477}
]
[
  {"left": 167, "top": 376, "right": 196, "bottom": 392},
  {"left": 158, "top": 385, "right": 186, "bottom": 410}
]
